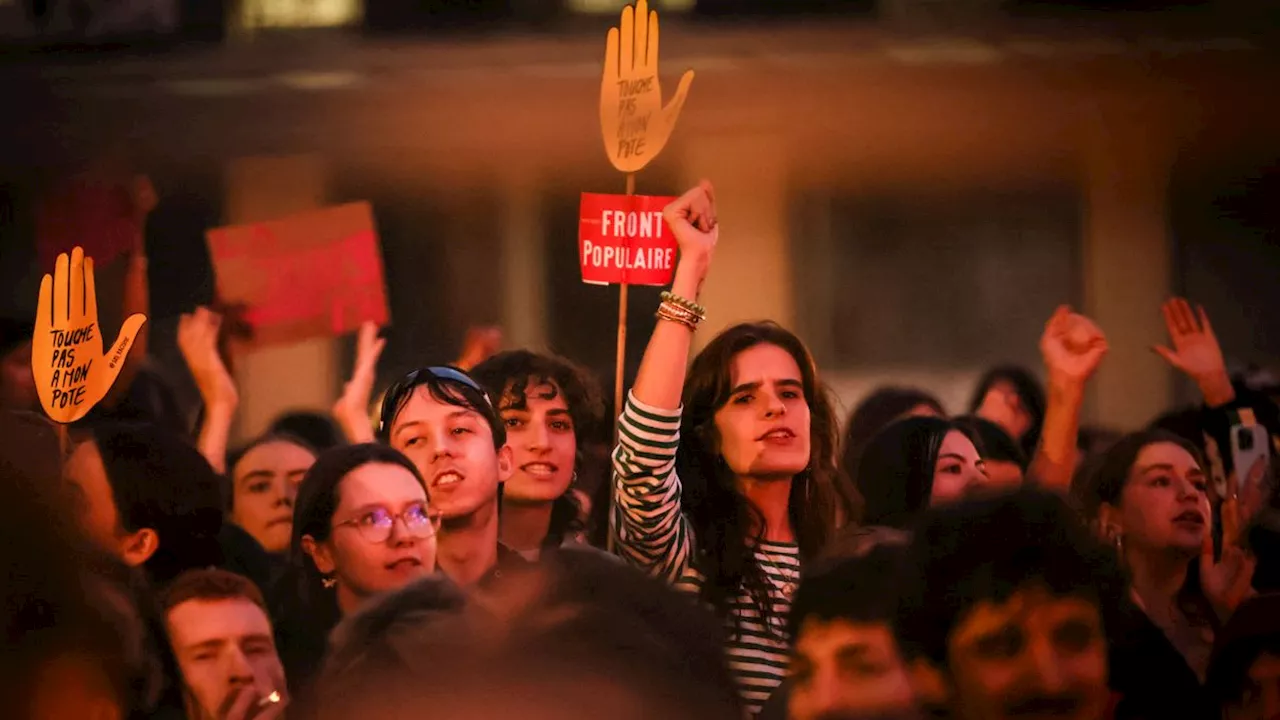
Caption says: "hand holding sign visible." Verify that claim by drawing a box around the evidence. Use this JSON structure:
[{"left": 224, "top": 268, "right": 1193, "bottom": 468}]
[
  {"left": 600, "top": 0, "right": 694, "bottom": 173},
  {"left": 33, "top": 247, "right": 147, "bottom": 423}
]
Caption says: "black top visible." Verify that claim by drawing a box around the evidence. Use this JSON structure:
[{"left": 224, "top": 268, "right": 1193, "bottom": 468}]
[
  {"left": 218, "top": 523, "right": 285, "bottom": 602},
  {"left": 276, "top": 541, "right": 529, "bottom": 719},
  {"left": 1106, "top": 598, "right": 1218, "bottom": 720},
  {"left": 476, "top": 542, "right": 531, "bottom": 587}
]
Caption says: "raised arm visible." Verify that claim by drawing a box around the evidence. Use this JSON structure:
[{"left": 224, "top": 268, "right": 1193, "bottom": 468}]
[
  {"left": 1028, "top": 306, "right": 1107, "bottom": 492},
  {"left": 331, "top": 321, "right": 385, "bottom": 444},
  {"left": 1151, "top": 298, "right": 1253, "bottom": 497},
  {"left": 631, "top": 180, "right": 718, "bottom": 410},
  {"left": 610, "top": 180, "right": 719, "bottom": 583},
  {"left": 1153, "top": 298, "right": 1235, "bottom": 408},
  {"left": 178, "top": 307, "right": 239, "bottom": 475},
  {"left": 103, "top": 176, "right": 156, "bottom": 407}
]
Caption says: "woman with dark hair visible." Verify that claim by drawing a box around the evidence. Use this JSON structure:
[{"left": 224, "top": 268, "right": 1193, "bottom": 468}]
[
  {"left": 853, "top": 416, "right": 989, "bottom": 530},
  {"left": 969, "top": 364, "right": 1046, "bottom": 460},
  {"left": 66, "top": 423, "right": 227, "bottom": 587},
  {"left": 269, "top": 411, "right": 346, "bottom": 453},
  {"left": 225, "top": 432, "right": 318, "bottom": 555},
  {"left": 837, "top": 386, "right": 943, "bottom": 518},
  {"left": 1, "top": 411, "right": 163, "bottom": 720},
  {"left": 953, "top": 414, "right": 1027, "bottom": 488},
  {"left": 610, "top": 181, "right": 842, "bottom": 713},
  {"left": 471, "top": 350, "right": 608, "bottom": 558},
  {"left": 1077, "top": 430, "right": 1255, "bottom": 720},
  {"left": 272, "top": 442, "right": 439, "bottom": 699}
]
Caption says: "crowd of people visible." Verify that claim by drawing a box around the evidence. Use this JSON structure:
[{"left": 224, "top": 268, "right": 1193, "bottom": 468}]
[{"left": 4, "top": 178, "right": 1280, "bottom": 720}]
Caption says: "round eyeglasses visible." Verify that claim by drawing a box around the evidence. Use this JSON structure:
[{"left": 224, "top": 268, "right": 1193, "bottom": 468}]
[{"left": 333, "top": 502, "right": 441, "bottom": 544}]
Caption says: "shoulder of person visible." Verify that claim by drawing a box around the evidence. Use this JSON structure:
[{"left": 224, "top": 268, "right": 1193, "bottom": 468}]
[{"left": 553, "top": 540, "right": 624, "bottom": 564}]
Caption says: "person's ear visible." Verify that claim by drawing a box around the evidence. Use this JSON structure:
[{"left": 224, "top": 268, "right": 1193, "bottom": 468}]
[
  {"left": 119, "top": 527, "right": 158, "bottom": 567},
  {"left": 301, "top": 535, "right": 335, "bottom": 575},
  {"left": 1097, "top": 503, "right": 1124, "bottom": 541},
  {"left": 496, "top": 444, "right": 514, "bottom": 484}
]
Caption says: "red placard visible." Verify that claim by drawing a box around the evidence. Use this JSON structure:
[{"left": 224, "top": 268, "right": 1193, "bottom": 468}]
[
  {"left": 206, "top": 202, "right": 390, "bottom": 347},
  {"left": 579, "top": 193, "right": 678, "bottom": 286},
  {"left": 37, "top": 177, "right": 141, "bottom": 271}
]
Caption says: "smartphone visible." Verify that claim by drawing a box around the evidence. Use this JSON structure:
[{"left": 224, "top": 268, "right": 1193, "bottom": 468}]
[{"left": 1231, "top": 424, "right": 1271, "bottom": 497}]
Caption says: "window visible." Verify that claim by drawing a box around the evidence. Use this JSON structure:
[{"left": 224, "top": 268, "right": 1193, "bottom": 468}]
[
  {"left": 792, "top": 186, "right": 1081, "bottom": 410},
  {"left": 239, "top": 0, "right": 361, "bottom": 29}
]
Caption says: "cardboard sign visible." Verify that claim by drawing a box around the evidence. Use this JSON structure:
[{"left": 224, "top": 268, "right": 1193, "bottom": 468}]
[
  {"left": 599, "top": 0, "right": 694, "bottom": 173},
  {"left": 579, "top": 193, "right": 678, "bottom": 286},
  {"left": 206, "top": 202, "right": 389, "bottom": 347},
  {"left": 32, "top": 247, "right": 147, "bottom": 424},
  {"left": 37, "top": 177, "right": 141, "bottom": 271}
]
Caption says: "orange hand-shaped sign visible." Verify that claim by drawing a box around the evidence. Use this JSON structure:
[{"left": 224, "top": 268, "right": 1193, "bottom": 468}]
[
  {"left": 32, "top": 247, "right": 146, "bottom": 423},
  {"left": 599, "top": 0, "right": 694, "bottom": 173}
]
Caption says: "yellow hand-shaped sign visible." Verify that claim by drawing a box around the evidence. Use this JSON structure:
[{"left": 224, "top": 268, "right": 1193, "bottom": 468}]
[
  {"left": 32, "top": 247, "right": 147, "bottom": 424},
  {"left": 600, "top": 0, "right": 694, "bottom": 173}
]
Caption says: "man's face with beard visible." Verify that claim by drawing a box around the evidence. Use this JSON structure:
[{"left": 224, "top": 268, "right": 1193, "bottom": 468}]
[{"left": 944, "top": 585, "right": 1109, "bottom": 720}]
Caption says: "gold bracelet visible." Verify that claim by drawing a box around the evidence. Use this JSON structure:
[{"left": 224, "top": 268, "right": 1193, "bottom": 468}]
[
  {"left": 656, "top": 303, "right": 700, "bottom": 330},
  {"left": 660, "top": 299, "right": 704, "bottom": 324},
  {"left": 660, "top": 291, "right": 706, "bottom": 317}
]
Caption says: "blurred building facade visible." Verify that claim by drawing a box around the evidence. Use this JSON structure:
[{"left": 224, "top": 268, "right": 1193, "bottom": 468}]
[{"left": 1, "top": 1, "right": 1277, "bottom": 438}]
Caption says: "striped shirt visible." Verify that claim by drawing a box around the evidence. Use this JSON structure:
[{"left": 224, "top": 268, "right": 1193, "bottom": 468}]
[{"left": 610, "top": 392, "right": 799, "bottom": 715}]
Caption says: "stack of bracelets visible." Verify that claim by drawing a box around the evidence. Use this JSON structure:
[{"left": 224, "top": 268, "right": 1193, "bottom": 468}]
[{"left": 657, "top": 291, "right": 706, "bottom": 330}]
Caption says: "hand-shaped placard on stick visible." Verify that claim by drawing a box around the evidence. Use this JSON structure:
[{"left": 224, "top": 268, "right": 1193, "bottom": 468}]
[
  {"left": 600, "top": 0, "right": 694, "bottom": 173},
  {"left": 33, "top": 247, "right": 147, "bottom": 423}
]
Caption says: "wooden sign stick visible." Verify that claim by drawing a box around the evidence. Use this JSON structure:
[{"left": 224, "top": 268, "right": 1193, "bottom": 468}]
[
  {"left": 596, "top": 0, "right": 693, "bottom": 552},
  {"left": 613, "top": 171, "right": 637, "bottom": 429}
]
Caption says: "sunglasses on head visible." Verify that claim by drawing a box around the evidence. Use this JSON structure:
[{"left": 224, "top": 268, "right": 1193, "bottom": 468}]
[{"left": 378, "top": 366, "right": 494, "bottom": 439}]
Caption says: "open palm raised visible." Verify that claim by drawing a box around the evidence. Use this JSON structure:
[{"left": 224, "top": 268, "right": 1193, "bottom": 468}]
[
  {"left": 600, "top": 0, "right": 694, "bottom": 173},
  {"left": 32, "top": 247, "right": 146, "bottom": 423}
]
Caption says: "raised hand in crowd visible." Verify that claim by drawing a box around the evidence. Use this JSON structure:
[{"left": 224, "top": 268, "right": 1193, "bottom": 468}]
[
  {"left": 1200, "top": 526, "right": 1257, "bottom": 623},
  {"left": 454, "top": 325, "right": 502, "bottom": 371},
  {"left": 1154, "top": 297, "right": 1235, "bottom": 407},
  {"left": 1041, "top": 305, "right": 1108, "bottom": 386},
  {"left": 1202, "top": 454, "right": 1263, "bottom": 621},
  {"left": 178, "top": 306, "right": 238, "bottom": 474},
  {"left": 331, "top": 321, "right": 385, "bottom": 444},
  {"left": 103, "top": 173, "right": 156, "bottom": 408},
  {"left": 1028, "top": 305, "right": 1107, "bottom": 491},
  {"left": 631, "top": 179, "right": 717, "bottom": 411}
]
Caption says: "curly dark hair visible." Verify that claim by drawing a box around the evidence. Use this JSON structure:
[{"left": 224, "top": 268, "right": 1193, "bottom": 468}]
[
  {"left": 677, "top": 322, "right": 842, "bottom": 635},
  {"left": 471, "top": 350, "right": 608, "bottom": 548}
]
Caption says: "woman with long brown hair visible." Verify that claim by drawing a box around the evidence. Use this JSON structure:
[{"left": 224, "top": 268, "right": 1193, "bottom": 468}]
[
  {"left": 1078, "top": 429, "right": 1255, "bottom": 720},
  {"left": 610, "top": 180, "right": 842, "bottom": 714}
]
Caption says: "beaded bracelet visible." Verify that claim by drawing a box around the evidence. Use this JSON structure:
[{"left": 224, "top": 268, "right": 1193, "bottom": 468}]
[
  {"left": 656, "top": 301, "right": 702, "bottom": 330},
  {"left": 662, "top": 297, "right": 705, "bottom": 323},
  {"left": 660, "top": 291, "right": 705, "bottom": 318}
]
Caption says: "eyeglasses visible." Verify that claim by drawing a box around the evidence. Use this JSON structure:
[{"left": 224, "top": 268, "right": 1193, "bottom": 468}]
[
  {"left": 378, "top": 365, "right": 496, "bottom": 439},
  {"left": 333, "top": 502, "right": 441, "bottom": 543}
]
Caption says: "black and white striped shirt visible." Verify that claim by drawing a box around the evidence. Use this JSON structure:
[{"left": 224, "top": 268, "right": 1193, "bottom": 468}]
[{"left": 610, "top": 392, "right": 799, "bottom": 715}]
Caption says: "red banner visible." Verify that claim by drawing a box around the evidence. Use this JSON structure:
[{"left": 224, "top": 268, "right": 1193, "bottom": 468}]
[
  {"left": 37, "top": 178, "right": 140, "bottom": 271},
  {"left": 206, "top": 202, "right": 389, "bottom": 347},
  {"left": 578, "top": 193, "right": 678, "bottom": 286}
]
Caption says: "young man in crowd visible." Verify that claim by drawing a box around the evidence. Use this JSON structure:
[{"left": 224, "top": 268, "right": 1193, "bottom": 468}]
[
  {"left": 65, "top": 423, "right": 228, "bottom": 586},
  {"left": 161, "top": 569, "right": 287, "bottom": 720},
  {"left": 779, "top": 544, "right": 919, "bottom": 720},
  {"left": 894, "top": 489, "right": 1121, "bottom": 720},
  {"left": 378, "top": 365, "right": 522, "bottom": 586},
  {"left": 314, "top": 551, "right": 742, "bottom": 720}
]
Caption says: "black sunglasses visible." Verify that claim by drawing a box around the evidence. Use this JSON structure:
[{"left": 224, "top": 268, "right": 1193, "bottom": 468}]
[{"left": 377, "top": 366, "right": 494, "bottom": 440}]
